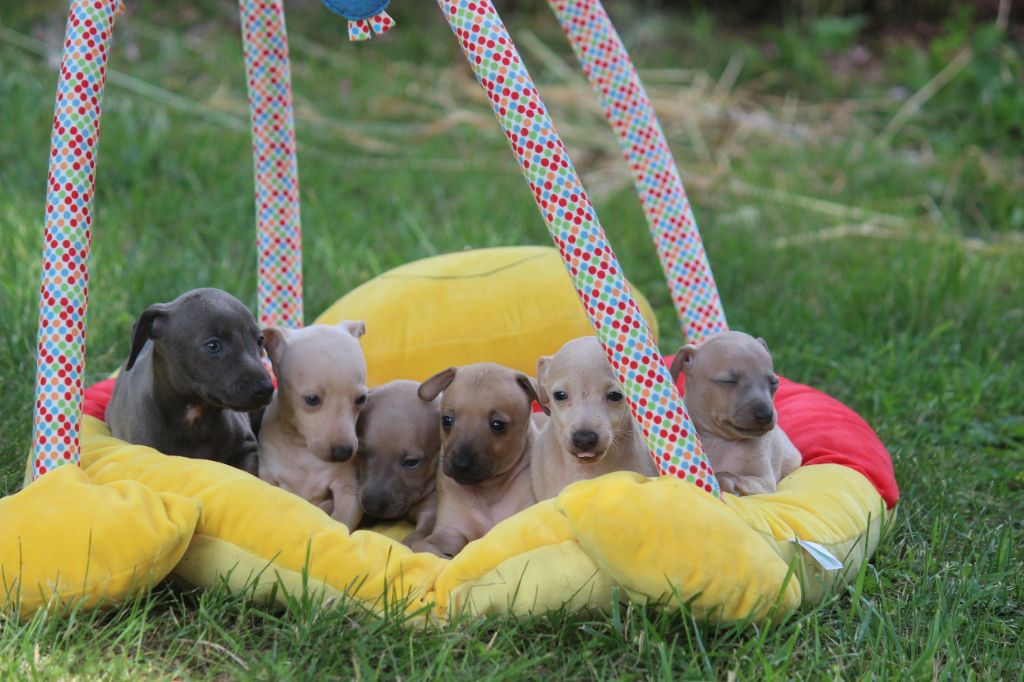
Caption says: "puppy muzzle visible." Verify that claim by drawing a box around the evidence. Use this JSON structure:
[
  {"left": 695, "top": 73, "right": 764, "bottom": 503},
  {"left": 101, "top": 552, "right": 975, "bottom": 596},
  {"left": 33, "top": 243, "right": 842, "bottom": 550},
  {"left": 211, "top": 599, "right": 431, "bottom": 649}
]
[
  {"left": 330, "top": 444, "right": 355, "bottom": 462},
  {"left": 443, "top": 446, "right": 490, "bottom": 484},
  {"left": 359, "top": 490, "right": 404, "bottom": 519}
]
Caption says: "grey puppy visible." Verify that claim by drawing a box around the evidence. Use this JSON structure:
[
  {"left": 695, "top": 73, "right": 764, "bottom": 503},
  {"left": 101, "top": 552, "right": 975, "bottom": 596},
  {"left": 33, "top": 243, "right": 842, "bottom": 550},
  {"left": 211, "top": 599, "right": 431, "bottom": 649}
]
[
  {"left": 106, "top": 288, "right": 274, "bottom": 473},
  {"left": 355, "top": 380, "right": 441, "bottom": 547}
]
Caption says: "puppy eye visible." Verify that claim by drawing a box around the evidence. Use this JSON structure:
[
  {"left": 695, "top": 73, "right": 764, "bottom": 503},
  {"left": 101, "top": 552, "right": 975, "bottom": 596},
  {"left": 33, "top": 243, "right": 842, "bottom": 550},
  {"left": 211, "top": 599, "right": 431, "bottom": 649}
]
[
  {"left": 490, "top": 419, "right": 506, "bottom": 433},
  {"left": 769, "top": 376, "right": 780, "bottom": 388},
  {"left": 304, "top": 394, "right": 321, "bottom": 407},
  {"left": 202, "top": 339, "right": 222, "bottom": 354},
  {"left": 402, "top": 457, "right": 422, "bottom": 469},
  {"left": 715, "top": 378, "right": 738, "bottom": 385},
  {"left": 606, "top": 391, "right": 624, "bottom": 402},
  {"left": 355, "top": 393, "right": 367, "bottom": 407},
  {"left": 257, "top": 335, "right": 265, "bottom": 350},
  {"left": 441, "top": 415, "right": 454, "bottom": 430},
  {"left": 553, "top": 390, "right": 568, "bottom": 401}
]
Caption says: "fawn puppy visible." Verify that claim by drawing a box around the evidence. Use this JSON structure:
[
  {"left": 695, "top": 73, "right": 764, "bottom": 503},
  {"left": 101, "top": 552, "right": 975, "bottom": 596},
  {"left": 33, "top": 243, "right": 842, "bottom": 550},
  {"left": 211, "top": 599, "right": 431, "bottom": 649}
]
[
  {"left": 257, "top": 321, "right": 368, "bottom": 528},
  {"left": 531, "top": 336, "right": 657, "bottom": 501},
  {"left": 411, "top": 363, "right": 540, "bottom": 558},
  {"left": 670, "top": 331, "right": 801, "bottom": 495}
]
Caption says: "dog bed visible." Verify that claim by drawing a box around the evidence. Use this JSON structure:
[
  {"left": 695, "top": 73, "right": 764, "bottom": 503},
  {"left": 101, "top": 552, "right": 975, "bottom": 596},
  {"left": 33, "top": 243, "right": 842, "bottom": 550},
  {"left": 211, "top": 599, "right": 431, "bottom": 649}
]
[
  {"left": 44, "top": 367, "right": 894, "bottom": 623},
  {"left": 13, "top": 247, "right": 897, "bottom": 621}
]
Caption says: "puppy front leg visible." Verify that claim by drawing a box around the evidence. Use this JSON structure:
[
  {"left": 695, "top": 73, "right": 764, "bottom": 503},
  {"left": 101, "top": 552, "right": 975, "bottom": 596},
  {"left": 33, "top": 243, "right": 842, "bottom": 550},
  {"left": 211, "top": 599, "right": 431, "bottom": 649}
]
[
  {"left": 411, "top": 527, "right": 468, "bottom": 559},
  {"left": 716, "top": 471, "right": 776, "bottom": 496},
  {"left": 328, "top": 479, "right": 363, "bottom": 531},
  {"left": 401, "top": 508, "right": 437, "bottom": 549}
]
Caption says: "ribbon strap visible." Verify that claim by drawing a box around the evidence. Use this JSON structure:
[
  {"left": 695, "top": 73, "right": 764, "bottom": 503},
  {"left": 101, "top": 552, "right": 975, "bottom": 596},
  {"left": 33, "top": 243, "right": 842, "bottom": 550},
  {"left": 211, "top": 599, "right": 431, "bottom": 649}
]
[
  {"left": 239, "top": 0, "right": 304, "bottom": 328},
  {"left": 31, "top": 0, "right": 122, "bottom": 479},
  {"left": 436, "top": 0, "right": 719, "bottom": 497},
  {"left": 548, "top": 0, "right": 727, "bottom": 344}
]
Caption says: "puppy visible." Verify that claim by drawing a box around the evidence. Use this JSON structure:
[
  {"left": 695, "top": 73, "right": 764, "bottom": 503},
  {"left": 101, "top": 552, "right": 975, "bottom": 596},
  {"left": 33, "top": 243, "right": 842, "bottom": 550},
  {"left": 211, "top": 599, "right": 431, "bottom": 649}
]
[
  {"left": 256, "top": 321, "right": 368, "bottom": 529},
  {"left": 670, "top": 331, "right": 801, "bottom": 496},
  {"left": 411, "top": 363, "right": 540, "bottom": 558},
  {"left": 106, "top": 288, "right": 274, "bottom": 473},
  {"left": 530, "top": 336, "right": 657, "bottom": 501},
  {"left": 355, "top": 380, "right": 441, "bottom": 547}
]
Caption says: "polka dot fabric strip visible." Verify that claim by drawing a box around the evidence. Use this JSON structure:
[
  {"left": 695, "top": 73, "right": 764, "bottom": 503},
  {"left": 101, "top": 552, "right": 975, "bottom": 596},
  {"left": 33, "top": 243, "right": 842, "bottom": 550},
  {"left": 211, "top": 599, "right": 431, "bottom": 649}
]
[
  {"left": 239, "top": 0, "right": 304, "bottom": 328},
  {"left": 548, "top": 0, "right": 727, "bottom": 345},
  {"left": 32, "top": 0, "right": 122, "bottom": 480},
  {"left": 436, "top": 0, "right": 719, "bottom": 497}
]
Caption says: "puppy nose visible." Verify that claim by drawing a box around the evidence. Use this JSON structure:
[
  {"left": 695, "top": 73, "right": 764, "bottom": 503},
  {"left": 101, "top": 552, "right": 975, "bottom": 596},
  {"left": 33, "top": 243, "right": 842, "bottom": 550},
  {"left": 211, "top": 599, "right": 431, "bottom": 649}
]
[
  {"left": 361, "top": 493, "right": 389, "bottom": 518},
  {"left": 451, "top": 450, "right": 474, "bottom": 472},
  {"left": 753, "top": 406, "right": 774, "bottom": 425},
  {"left": 252, "top": 378, "right": 274, "bottom": 402},
  {"left": 330, "top": 445, "right": 354, "bottom": 462},
  {"left": 572, "top": 430, "right": 599, "bottom": 451}
]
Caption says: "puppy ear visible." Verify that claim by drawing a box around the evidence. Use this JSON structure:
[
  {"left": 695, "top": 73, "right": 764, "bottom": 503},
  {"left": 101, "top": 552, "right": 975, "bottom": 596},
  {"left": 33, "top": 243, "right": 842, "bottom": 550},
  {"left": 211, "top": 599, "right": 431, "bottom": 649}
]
[
  {"left": 262, "top": 327, "right": 289, "bottom": 366},
  {"left": 756, "top": 336, "right": 770, "bottom": 353},
  {"left": 514, "top": 372, "right": 544, "bottom": 412},
  {"left": 125, "top": 304, "right": 168, "bottom": 371},
  {"left": 339, "top": 320, "right": 366, "bottom": 339},
  {"left": 534, "top": 356, "right": 552, "bottom": 415},
  {"left": 418, "top": 367, "right": 456, "bottom": 402},
  {"left": 668, "top": 345, "right": 697, "bottom": 382}
]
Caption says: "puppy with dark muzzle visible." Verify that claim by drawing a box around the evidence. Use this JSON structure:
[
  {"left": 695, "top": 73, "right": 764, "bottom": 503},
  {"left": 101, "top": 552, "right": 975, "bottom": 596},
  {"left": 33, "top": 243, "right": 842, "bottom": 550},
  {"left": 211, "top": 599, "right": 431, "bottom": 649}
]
[
  {"left": 106, "top": 288, "right": 275, "bottom": 474},
  {"left": 410, "top": 363, "right": 540, "bottom": 558},
  {"left": 256, "top": 322, "right": 368, "bottom": 529},
  {"left": 355, "top": 380, "right": 441, "bottom": 547},
  {"left": 669, "top": 331, "right": 801, "bottom": 496},
  {"left": 530, "top": 336, "right": 657, "bottom": 501}
]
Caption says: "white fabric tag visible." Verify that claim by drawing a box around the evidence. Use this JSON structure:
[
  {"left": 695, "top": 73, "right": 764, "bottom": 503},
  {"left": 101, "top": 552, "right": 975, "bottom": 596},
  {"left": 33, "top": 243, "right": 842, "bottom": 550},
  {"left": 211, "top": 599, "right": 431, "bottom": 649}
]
[{"left": 794, "top": 539, "right": 843, "bottom": 572}]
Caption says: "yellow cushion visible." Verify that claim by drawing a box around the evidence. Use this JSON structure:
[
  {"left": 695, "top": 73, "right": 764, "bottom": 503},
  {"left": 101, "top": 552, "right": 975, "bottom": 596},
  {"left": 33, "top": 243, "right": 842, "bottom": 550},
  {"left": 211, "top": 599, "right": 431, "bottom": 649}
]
[
  {"left": 62, "top": 415, "right": 885, "bottom": 623},
  {"left": 17, "top": 249, "right": 889, "bottom": 622},
  {"left": 77, "top": 416, "right": 446, "bottom": 617},
  {"left": 432, "top": 465, "right": 887, "bottom": 621},
  {"left": 315, "top": 246, "right": 660, "bottom": 386},
  {"left": 1, "top": 463, "right": 200, "bottom": 617}
]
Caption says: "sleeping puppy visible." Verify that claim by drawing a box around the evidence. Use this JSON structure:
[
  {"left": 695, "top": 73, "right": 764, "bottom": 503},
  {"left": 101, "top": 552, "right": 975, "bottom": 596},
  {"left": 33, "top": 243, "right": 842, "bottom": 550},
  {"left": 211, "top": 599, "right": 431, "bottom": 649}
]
[
  {"left": 355, "top": 380, "right": 440, "bottom": 547},
  {"left": 411, "top": 363, "right": 540, "bottom": 558},
  {"left": 256, "top": 321, "right": 368, "bottom": 529},
  {"left": 106, "top": 288, "right": 274, "bottom": 474},
  {"left": 670, "top": 331, "right": 801, "bottom": 496},
  {"left": 531, "top": 336, "right": 657, "bottom": 501}
]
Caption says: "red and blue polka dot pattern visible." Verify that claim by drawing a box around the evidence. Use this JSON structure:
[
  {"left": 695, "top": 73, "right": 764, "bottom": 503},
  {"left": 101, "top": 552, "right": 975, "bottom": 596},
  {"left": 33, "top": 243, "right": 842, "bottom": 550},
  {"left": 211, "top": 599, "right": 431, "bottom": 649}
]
[
  {"left": 549, "top": 0, "right": 727, "bottom": 345},
  {"left": 347, "top": 12, "right": 394, "bottom": 41},
  {"left": 239, "top": 0, "right": 304, "bottom": 328},
  {"left": 31, "top": 0, "right": 122, "bottom": 480},
  {"left": 320, "top": 0, "right": 394, "bottom": 42},
  {"left": 436, "top": 0, "right": 719, "bottom": 497}
]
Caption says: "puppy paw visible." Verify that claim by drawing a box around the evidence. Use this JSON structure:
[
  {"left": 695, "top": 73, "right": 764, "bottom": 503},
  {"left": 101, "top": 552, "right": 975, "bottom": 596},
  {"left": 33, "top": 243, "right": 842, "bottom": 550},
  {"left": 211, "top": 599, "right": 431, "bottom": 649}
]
[{"left": 717, "top": 472, "right": 776, "bottom": 496}]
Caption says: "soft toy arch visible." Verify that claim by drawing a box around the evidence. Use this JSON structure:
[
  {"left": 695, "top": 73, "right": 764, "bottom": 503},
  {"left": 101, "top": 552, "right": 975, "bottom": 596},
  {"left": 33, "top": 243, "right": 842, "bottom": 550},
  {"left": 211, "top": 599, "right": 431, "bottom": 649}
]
[{"left": 8, "top": 0, "right": 898, "bottom": 621}]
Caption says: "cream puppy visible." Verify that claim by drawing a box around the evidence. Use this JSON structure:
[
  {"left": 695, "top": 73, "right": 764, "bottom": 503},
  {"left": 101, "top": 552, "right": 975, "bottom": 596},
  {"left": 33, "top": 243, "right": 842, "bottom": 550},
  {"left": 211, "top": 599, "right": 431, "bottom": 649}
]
[
  {"left": 670, "top": 331, "right": 801, "bottom": 496},
  {"left": 355, "top": 380, "right": 441, "bottom": 547},
  {"left": 411, "top": 363, "right": 540, "bottom": 558},
  {"left": 531, "top": 336, "right": 657, "bottom": 501},
  {"left": 256, "top": 321, "right": 368, "bottom": 529}
]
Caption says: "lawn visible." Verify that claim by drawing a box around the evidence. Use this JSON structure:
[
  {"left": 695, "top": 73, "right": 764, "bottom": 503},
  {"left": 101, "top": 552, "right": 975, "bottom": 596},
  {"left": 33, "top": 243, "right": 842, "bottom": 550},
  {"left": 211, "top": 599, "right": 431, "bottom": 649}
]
[{"left": 1, "top": 0, "right": 1022, "bottom": 678}]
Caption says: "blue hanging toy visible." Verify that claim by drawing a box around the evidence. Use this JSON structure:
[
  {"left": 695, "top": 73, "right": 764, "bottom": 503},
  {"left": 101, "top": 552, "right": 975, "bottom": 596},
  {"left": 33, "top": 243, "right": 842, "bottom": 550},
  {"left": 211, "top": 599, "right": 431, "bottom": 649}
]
[{"left": 320, "top": 0, "right": 394, "bottom": 41}]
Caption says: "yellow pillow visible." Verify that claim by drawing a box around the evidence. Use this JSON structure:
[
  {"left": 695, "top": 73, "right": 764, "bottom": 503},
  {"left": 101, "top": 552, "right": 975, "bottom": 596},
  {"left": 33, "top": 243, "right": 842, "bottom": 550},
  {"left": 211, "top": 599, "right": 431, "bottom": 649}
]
[
  {"left": 66, "top": 414, "right": 886, "bottom": 623},
  {"left": 316, "top": 246, "right": 660, "bottom": 386},
  {"left": 1, "top": 464, "right": 200, "bottom": 617},
  {"left": 77, "top": 416, "right": 446, "bottom": 617}
]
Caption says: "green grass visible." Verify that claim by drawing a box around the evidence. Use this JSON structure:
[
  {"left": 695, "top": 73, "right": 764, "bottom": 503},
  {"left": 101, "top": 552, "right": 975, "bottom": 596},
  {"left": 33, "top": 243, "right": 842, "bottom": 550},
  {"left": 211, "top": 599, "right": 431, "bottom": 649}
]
[{"left": 1, "top": 0, "right": 1022, "bottom": 678}]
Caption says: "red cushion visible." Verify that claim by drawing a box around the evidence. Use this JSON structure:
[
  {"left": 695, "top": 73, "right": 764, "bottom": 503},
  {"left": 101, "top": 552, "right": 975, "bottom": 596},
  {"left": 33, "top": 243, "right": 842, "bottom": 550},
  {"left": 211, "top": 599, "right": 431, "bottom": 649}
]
[
  {"left": 85, "top": 377, "right": 116, "bottom": 421},
  {"left": 83, "top": 359, "right": 898, "bottom": 509},
  {"left": 665, "top": 354, "right": 898, "bottom": 508}
]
